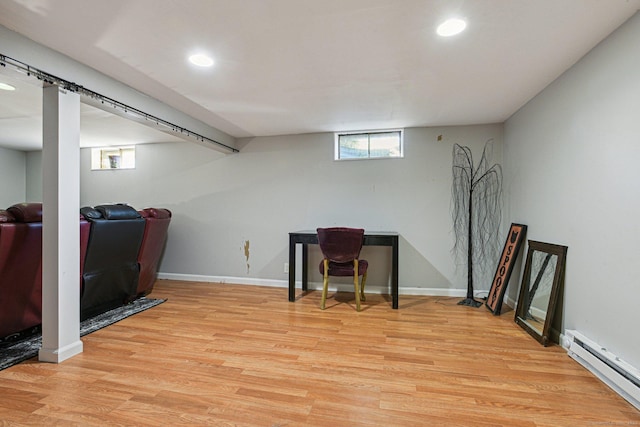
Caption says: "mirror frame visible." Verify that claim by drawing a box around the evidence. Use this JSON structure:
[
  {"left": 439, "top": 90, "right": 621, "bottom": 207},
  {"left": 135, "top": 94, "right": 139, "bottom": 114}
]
[{"left": 515, "top": 240, "right": 568, "bottom": 346}]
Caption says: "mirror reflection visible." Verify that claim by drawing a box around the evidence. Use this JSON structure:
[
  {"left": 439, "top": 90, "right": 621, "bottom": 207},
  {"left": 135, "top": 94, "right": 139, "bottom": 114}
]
[
  {"left": 515, "top": 240, "right": 567, "bottom": 346},
  {"left": 520, "top": 251, "right": 557, "bottom": 335}
]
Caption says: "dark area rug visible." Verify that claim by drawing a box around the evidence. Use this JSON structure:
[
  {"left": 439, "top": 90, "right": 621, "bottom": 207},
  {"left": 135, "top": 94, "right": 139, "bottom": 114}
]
[{"left": 0, "top": 297, "right": 165, "bottom": 372}]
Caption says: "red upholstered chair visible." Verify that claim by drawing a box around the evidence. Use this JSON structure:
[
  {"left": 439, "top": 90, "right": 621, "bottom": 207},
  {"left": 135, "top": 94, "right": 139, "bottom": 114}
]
[
  {"left": 136, "top": 208, "right": 171, "bottom": 297},
  {"left": 0, "top": 204, "right": 43, "bottom": 339},
  {"left": 79, "top": 215, "right": 91, "bottom": 296},
  {"left": 317, "top": 227, "right": 368, "bottom": 311}
]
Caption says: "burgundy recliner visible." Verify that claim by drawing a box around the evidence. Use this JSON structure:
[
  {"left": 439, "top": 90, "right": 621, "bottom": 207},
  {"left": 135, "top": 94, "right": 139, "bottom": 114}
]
[
  {"left": 136, "top": 208, "right": 171, "bottom": 297},
  {"left": 0, "top": 204, "right": 43, "bottom": 339},
  {"left": 0, "top": 203, "right": 91, "bottom": 341}
]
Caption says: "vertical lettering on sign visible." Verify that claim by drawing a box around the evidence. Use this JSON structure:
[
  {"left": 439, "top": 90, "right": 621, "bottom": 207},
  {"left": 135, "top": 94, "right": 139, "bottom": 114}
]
[{"left": 485, "top": 224, "right": 527, "bottom": 315}]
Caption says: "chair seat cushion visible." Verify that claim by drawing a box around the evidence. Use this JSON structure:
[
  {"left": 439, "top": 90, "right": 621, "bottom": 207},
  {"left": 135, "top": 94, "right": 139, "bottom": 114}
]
[{"left": 319, "top": 259, "right": 368, "bottom": 277}]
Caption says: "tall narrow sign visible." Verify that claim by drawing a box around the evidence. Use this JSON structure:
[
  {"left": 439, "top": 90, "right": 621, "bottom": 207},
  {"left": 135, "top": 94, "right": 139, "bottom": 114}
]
[{"left": 486, "top": 223, "right": 527, "bottom": 315}]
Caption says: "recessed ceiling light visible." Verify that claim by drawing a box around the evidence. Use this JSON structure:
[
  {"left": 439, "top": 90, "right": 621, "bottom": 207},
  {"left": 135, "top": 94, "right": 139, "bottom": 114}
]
[
  {"left": 436, "top": 18, "right": 467, "bottom": 37},
  {"left": 188, "top": 53, "right": 214, "bottom": 67},
  {"left": 0, "top": 82, "right": 16, "bottom": 91}
]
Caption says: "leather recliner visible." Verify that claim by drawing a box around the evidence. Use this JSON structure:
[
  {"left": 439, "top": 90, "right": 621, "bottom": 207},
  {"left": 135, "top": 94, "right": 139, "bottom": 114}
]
[
  {"left": 0, "top": 203, "right": 92, "bottom": 341},
  {"left": 136, "top": 208, "right": 171, "bottom": 298},
  {"left": 0, "top": 204, "right": 43, "bottom": 339},
  {"left": 80, "top": 204, "right": 145, "bottom": 320},
  {"left": 1, "top": 202, "right": 168, "bottom": 339}
]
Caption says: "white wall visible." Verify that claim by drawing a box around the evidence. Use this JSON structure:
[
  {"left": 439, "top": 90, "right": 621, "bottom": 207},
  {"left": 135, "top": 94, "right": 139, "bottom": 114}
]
[
  {"left": 504, "top": 13, "right": 640, "bottom": 367},
  {"left": 0, "top": 146, "right": 26, "bottom": 207},
  {"left": 80, "top": 124, "right": 503, "bottom": 295},
  {"left": 25, "top": 150, "right": 42, "bottom": 202}
]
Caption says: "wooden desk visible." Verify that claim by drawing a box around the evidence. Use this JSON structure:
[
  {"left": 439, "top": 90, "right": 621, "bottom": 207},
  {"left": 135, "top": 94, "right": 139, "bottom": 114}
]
[{"left": 288, "top": 230, "right": 399, "bottom": 309}]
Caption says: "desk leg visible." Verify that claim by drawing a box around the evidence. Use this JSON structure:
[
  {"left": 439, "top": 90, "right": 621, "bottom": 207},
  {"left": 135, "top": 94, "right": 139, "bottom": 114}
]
[
  {"left": 302, "top": 244, "right": 308, "bottom": 291},
  {"left": 392, "top": 237, "right": 399, "bottom": 309},
  {"left": 288, "top": 236, "right": 296, "bottom": 302}
]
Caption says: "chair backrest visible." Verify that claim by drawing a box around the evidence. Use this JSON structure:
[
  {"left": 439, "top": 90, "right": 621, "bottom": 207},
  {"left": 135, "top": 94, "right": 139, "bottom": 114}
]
[
  {"left": 316, "top": 227, "right": 365, "bottom": 263},
  {"left": 0, "top": 204, "right": 43, "bottom": 339},
  {"left": 80, "top": 204, "right": 145, "bottom": 319},
  {"left": 136, "top": 207, "right": 172, "bottom": 297}
]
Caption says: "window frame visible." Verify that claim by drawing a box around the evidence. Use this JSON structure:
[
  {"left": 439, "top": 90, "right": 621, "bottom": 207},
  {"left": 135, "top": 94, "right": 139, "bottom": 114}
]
[
  {"left": 90, "top": 145, "right": 136, "bottom": 170},
  {"left": 334, "top": 129, "right": 404, "bottom": 161}
]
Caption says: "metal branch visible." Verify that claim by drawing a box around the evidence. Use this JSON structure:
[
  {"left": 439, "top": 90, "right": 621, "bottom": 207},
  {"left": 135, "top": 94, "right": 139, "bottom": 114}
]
[{"left": 451, "top": 140, "right": 503, "bottom": 307}]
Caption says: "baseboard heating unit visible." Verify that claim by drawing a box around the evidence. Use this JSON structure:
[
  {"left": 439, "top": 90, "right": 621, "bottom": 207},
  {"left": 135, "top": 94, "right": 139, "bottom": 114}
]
[{"left": 564, "top": 330, "right": 640, "bottom": 410}]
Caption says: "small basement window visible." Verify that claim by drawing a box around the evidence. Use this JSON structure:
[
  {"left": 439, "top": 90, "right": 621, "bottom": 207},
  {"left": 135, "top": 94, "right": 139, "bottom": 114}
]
[
  {"left": 91, "top": 146, "right": 136, "bottom": 170},
  {"left": 335, "top": 129, "right": 403, "bottom": 160}
]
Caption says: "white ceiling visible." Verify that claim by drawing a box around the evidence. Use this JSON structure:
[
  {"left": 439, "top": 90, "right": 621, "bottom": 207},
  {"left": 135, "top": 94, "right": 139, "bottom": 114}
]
[
  {"left": 0, "top": 70, "right": 187, "bottom": 150},
  {"left": 0, "top": 0, "right": 639, "bottom": 149}
]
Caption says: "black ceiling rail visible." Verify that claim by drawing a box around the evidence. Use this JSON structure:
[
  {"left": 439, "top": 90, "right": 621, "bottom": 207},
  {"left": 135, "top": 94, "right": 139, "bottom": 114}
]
[{"left": 0, "top": 53, "right": 239, "bottom": 153}]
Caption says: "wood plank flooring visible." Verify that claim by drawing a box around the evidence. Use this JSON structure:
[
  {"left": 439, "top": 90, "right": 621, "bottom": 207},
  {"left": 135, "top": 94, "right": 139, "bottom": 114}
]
[{"left": 1, "top": 280, "right": 638, "bottom": 426}]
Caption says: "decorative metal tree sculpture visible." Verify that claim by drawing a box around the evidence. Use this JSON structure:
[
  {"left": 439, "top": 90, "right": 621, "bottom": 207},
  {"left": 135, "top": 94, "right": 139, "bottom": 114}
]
[{"left": 451, "top": 140, "right": 503, "bottom": 307}]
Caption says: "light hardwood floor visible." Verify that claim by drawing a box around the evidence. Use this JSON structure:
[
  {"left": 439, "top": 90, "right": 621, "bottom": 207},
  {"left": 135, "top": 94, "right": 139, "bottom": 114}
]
[{"left": 1, "top": 280, "right": 638, "bottom": 426}]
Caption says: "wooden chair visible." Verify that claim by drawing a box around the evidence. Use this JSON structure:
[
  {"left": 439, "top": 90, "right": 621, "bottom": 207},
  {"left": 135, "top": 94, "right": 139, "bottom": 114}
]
[{"left": 317, "top": 227, "right": 368, "bottom": 311}]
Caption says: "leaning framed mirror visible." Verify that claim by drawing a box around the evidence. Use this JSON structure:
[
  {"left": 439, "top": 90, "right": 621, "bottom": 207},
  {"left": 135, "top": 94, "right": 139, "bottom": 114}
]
[{"left": 515, "top": 240, "right": 568, "bottom": 346}]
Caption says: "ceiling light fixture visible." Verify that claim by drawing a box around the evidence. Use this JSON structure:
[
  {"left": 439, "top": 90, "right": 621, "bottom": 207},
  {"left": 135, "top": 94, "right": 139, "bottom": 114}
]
[
  {"left": 0, "top": 82, "right": 16, "bottom": 91},
  {"left": 436, "top": 18, "right": 467, "bottom": 37},
  {"left": 188, "top": 53, "right": 214, "bottom": 67}
]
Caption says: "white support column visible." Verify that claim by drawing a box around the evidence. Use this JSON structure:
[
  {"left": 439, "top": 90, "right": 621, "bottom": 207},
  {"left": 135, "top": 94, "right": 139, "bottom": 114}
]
[{"left": 39, "top": 84, "right": 83, "bottom": 363}]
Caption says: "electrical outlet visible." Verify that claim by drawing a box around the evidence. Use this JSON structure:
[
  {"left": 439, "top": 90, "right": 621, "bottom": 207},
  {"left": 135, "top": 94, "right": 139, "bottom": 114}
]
[{"left": 284, "top": 263, "right": 289, "bottom": 273}]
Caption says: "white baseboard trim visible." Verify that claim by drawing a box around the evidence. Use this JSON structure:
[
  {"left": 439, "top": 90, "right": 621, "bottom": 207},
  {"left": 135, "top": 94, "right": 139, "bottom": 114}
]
[
  {"left": 505, "top": 294, "right": 518, "bottom": 310},
  {"left": 157, "top": 272, "right": 482, "bottom": 298},
  {"left": 157, "top": 272, "right": 288, "bottom": 288},
  {"left": 38, "top": 339, "right": 84, "bottom": 363}
]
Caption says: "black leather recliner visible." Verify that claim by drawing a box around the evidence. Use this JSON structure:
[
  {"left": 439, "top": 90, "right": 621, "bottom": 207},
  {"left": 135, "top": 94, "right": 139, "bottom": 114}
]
[{"left": 80, "top": 204, "right": 145, "bottom": 320}]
